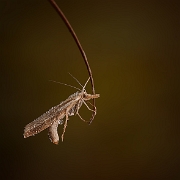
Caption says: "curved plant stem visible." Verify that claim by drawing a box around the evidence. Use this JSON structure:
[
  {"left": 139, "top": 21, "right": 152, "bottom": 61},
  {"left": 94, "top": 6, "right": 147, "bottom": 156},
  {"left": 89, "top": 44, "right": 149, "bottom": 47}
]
[{"left": 48, "top": 0, "right": 96, "bottom": 124}]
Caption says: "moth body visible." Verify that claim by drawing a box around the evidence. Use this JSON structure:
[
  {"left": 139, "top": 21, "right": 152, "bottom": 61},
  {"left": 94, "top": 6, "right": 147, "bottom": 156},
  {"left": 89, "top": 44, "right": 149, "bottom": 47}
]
[{"left": 24, "top": 89, "right": 99, "bottom": 144}]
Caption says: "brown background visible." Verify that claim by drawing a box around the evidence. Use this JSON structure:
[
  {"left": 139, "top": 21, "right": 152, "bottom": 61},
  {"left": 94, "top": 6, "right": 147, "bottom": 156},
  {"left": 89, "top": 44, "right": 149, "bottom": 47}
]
[{"left": 0, "top": 0, "right": 179, "bottom": 179}]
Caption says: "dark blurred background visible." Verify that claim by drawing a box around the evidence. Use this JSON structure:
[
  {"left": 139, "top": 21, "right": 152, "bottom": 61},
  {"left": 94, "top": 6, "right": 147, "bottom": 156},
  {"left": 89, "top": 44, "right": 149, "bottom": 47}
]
[{"left": 0, "top": 0, "right": 179, "bottom": 179}]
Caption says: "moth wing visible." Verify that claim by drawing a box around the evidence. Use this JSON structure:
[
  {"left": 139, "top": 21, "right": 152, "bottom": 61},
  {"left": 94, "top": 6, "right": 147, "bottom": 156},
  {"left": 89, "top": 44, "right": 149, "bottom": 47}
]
[
  {"left": 23, "top": 92, "right": 79, "bottom": 138},
  {"left": 24, "top": 104, "right": 66, "bottom": 138}
]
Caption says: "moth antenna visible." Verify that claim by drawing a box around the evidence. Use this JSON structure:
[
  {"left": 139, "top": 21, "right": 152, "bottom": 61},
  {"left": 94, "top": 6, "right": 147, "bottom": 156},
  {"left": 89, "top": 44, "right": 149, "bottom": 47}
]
[
  {"left": 83, "top": 77, "right": 90, "bottom": 89},
  {"left": 68, "top": 72, "right": 83, "bottom": 88},
  {"left": 68, "top": 72, "right": 89, "bottom": 91},
  {"left": 49, "top": 80, "right": 81, "bottom": 91}
]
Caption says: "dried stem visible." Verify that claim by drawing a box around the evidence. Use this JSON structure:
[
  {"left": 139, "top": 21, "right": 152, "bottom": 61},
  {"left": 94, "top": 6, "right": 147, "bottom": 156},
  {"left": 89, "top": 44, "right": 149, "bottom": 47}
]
[{"left": 48, "top": 0, "right": 96, "bottom": 124}]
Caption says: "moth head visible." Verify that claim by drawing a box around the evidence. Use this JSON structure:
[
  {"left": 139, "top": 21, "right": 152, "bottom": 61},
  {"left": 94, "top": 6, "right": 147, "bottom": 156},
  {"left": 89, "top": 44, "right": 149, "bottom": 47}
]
[{"left": 82, "top": 90, "right": 100, "bottom": 100}]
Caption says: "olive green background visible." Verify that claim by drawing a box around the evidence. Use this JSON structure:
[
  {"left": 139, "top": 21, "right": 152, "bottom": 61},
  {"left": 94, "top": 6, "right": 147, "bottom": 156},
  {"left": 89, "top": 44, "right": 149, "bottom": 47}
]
[{"left": 1, "top": 0, "right": 179, "bottom": 179}]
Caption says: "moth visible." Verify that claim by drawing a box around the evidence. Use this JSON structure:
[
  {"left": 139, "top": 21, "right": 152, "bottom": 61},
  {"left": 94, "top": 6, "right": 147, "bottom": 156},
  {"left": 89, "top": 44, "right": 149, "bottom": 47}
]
[{"left": 23, "top": 77, "right": 99, "bottom": 144}]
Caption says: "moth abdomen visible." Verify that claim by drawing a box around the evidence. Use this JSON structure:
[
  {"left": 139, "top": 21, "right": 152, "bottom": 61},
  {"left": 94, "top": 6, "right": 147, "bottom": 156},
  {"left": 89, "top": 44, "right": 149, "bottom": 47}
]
[{"left": 48, "top": 121, "right": 59, "bottom": 144}]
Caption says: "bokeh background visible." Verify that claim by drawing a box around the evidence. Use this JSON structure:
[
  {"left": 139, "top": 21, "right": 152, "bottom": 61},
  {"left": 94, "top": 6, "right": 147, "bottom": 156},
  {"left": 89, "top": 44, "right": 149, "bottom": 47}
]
[{"left": 1, "top": 0, "right": 179, "bottom": 179}]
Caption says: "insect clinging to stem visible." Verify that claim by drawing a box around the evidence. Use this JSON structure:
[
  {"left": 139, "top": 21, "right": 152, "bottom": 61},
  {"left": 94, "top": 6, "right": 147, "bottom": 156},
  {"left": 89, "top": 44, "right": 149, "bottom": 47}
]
[
  {"left": 24, "top": 75, "right": 99, "bottom": 144},
  {"left": 23, "top": 0, "right": 99, "bottom": 144}
]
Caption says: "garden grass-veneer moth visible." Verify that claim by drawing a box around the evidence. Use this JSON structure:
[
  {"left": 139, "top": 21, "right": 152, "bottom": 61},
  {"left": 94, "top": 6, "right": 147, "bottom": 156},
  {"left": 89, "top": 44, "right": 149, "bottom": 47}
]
[{"left": 24, "top": 77, "right": 99, "bottom": 144}]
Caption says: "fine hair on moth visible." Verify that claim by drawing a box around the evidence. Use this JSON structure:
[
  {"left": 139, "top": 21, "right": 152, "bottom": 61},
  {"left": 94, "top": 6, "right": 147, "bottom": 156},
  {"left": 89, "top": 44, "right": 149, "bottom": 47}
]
[
  {"left": 23, "top": 0, "right": 99, "bottom": 144},
  {"left": 24, "top": 75, "right": 99, "bottom": 144}
]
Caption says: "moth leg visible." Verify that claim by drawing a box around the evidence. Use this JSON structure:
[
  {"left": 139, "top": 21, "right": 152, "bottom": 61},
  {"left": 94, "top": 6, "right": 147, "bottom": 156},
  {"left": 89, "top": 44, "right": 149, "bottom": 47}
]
[
  {"left": 87, "top": 101, "right": 93, "bottom": 107},
  {"left": 77, "top": 112, "right": 89, "bottom": 122},
  {"left": 61, "top": 110, "right": 69, "bottom": 142},
  {"left": 86, "top": 101, "right": 97, "bottom": 114},
  {"left": 83, "top": 100, "right": 96, "bottom": 112}
]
